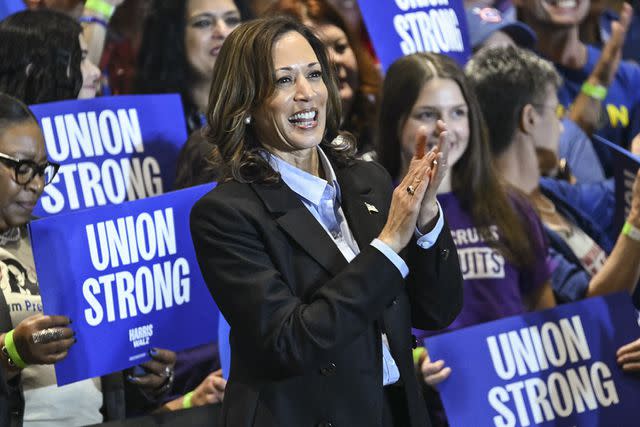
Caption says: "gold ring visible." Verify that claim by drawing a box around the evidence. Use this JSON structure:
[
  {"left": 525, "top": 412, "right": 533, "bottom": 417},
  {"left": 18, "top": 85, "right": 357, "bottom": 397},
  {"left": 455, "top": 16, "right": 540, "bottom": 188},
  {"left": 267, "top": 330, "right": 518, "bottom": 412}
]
[{"left": 406, "top": 185, "right": 415, "bottom": 196}]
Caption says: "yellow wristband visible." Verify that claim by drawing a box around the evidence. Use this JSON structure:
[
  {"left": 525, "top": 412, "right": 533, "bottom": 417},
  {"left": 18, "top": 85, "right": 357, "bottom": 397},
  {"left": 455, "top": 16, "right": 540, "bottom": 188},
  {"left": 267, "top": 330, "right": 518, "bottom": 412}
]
[
  {"left": 581, "top": 82, "right": 607, "bottom": 101},
  {"left": 4, "top": 330, "right": 27, "bottom": 369},
  {"left": 183, "top": 391, "right": 194, "bottom": 409},
  {"left": 413, "top": 347, "right": 426, "bottom": 366},
  {"left": 84, "top": 0, "right": 115, "bottom": 19}
]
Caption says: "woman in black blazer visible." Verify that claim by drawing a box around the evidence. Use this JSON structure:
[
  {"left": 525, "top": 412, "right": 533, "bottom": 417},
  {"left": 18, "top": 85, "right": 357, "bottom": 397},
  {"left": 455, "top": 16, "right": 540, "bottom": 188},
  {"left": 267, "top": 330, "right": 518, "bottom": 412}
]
[{"left": 190, "top": 17, "right": 463, "bottom": 427}]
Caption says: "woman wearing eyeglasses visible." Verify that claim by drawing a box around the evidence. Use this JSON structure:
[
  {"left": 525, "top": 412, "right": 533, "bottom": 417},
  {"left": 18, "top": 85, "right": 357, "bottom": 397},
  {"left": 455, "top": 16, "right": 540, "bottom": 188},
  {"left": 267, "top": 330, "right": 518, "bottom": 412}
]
[{"left": 0, "top": 94, "right": 75, "bottom": 427}]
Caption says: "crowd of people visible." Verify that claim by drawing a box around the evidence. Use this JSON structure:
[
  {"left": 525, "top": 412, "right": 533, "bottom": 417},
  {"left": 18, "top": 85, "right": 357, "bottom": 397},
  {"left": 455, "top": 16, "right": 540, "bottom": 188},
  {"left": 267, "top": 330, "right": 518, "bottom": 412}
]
[{"left": 1, "top": 0, "right": 640, "bottom": 426}]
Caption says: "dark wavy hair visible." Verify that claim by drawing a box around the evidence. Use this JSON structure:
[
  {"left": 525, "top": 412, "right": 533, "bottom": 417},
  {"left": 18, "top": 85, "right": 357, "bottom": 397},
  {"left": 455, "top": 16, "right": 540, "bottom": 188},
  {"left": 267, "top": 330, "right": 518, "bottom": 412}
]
[
  {"left": 265, "top": 0, "right": 381, "bottom": 152},
  {"left": 0, "top": 10, "right": 83, "bottom": 104},
  {"left": 135, "top": 0, "right": 252, "bottom": 133},
  {"left": 0, "top": 93, "right": 38, "bottom": 138},
  {"left": 207, "top": 17, "right": 354, "bottom": 184},
  {"left": 378, "top": 52, "right": 533, "bottom": 267}
]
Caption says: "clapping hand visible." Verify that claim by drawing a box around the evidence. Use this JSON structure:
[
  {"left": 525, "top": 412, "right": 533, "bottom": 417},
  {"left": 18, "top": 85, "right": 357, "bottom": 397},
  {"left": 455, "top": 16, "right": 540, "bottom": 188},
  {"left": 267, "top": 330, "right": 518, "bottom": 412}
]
[
  {"left": 378, "top": 120, "right": 450, "bottom": 253},
  {"left": 417, "top": 120, "right": 451, "bottom": 232}
]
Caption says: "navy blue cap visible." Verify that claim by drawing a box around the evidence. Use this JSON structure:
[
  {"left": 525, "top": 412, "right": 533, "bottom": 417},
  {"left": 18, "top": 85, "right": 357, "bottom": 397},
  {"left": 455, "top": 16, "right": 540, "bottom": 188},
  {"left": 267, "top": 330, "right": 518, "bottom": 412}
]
[{"left": 465, "top": 6, "right": 537, "bottom": 49}]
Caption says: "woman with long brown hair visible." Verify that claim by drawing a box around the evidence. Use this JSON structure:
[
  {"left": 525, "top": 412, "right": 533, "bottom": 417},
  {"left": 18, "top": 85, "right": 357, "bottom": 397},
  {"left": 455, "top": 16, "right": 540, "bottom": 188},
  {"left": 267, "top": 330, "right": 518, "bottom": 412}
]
[
  {"left": 377, "top": 52, "right": 555, "bottom": 426},
  {"left": 190, "top": 17, "right": 463, "bottom": 426}
]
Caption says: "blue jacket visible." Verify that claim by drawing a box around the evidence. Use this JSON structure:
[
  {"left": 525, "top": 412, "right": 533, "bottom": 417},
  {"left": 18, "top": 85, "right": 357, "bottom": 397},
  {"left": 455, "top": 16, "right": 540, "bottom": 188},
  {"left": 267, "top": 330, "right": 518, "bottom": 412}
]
[{"left": 540, "top": 178, "right": 640, "bottom": 308}]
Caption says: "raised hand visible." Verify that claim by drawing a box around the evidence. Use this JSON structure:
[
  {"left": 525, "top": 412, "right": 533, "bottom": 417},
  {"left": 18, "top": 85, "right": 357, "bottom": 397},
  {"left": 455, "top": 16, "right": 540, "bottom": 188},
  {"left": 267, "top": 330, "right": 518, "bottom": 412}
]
[
  {"left": 569, "top": 3, "right": 632, "bottom": 135},
  {"left": 417, "top": 120, "right": 451, "bottom": 232},
  {"left": 378, "top": 144, "right": 437, "bottom": 253}
]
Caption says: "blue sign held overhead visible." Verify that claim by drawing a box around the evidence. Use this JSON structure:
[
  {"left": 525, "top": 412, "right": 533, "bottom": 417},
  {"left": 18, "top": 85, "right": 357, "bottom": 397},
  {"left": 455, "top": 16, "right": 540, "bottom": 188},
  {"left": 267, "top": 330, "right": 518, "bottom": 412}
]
[
  {"left": 29, "top": 94, "right": 188, "bottom": 217},
  {"left": 425, "top": 292, "right": 640, "bottom": 427},
  {"left": 29, "top": 184, "right": 219, "bottom": 386},
  {"left": 357, "top": 0, "right": 471, "bottom": 71}
]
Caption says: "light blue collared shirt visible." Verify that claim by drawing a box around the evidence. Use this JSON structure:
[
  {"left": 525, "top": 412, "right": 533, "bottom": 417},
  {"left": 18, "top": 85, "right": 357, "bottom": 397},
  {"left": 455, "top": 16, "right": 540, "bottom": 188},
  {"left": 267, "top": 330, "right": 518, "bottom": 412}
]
[{"left": 269, "top": 147, "right": 443, "bottom": 386}]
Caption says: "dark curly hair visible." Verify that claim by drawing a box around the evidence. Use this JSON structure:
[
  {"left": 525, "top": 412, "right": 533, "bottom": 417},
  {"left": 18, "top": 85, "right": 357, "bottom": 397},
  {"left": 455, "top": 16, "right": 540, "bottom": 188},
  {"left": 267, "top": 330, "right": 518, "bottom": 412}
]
[
  {"left": 207, "top": 16, "right": 355, "bottom": 184},
  {"left": 135, "top": 0, "right": 253, "bottom": 133},
  {"left": 0, "top": 10, "right": 83, "bottom": 104}
]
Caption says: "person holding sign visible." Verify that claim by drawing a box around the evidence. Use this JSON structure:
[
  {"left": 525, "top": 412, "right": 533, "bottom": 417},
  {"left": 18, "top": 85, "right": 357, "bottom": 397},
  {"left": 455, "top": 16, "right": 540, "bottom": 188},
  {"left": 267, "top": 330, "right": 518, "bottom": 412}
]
[
  {"left": 190, "top": 17, "right": 463, "bottom": 427},
  {"left": 377, "top": 52, "right": 557, "bottom": 426},
  {"left": 0, "top": 93, "right": 179, "bottom": 426},
  {"left": 468, "top": 45, "right": 640, "bottom": 306},
  {"left": 0, "top": 9, "right": 101, "bottom": 104},
  {"left": 136, "top": 0, "right": 252, "bottom": 134},
  {"left": 468, "top": 44, "right": 640, "bottom": 371},
  {"left": 515, "top": 0, "right": 640, "bottom": 176},
  {"left": 0, "top": 94, "right": 82, "bottom": 425}
]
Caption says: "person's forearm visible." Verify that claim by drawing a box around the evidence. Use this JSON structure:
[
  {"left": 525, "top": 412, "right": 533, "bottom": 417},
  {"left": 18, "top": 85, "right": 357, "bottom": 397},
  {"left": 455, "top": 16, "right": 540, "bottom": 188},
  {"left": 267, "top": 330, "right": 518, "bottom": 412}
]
[
  {"left": 81, "top": 15, "right": 108, "bottom": 66},
  {"left": 155, "top": 396, "right": 184, "bottom": 413},
  {"left": 587, "top": 211, "right": 640, "bottom": 296},
  {"left": 81, "top": 0, "right": 119, "bottom": 66},
  {"left": 568, "top": 76, "right": 604, "bottom": 136}
]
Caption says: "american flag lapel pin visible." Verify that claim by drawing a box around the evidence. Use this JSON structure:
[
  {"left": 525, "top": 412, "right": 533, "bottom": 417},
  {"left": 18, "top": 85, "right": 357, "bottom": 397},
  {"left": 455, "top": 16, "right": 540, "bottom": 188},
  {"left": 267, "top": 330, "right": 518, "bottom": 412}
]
[{"left": 364, "top": 202, "right": 379, "bottom": 214}]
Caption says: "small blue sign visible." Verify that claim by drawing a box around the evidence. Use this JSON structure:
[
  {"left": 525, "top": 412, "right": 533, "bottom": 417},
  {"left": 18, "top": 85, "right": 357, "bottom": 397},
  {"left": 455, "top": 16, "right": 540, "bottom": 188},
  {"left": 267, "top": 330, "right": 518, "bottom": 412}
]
[
  {"left": 29, "top": 94, "right": 188, "bottom": 217},
  {"left": 357, "top": 0, "right": 471, "bottom": 71},
  {"left": 29, "top": 184, "right": 219, "bottom": 385},
  {"left": 592, "top": 135, "right": 640, "bottom": 235},
  {"left": 426, "top": 292, "right": 640, "bottom": 426}
]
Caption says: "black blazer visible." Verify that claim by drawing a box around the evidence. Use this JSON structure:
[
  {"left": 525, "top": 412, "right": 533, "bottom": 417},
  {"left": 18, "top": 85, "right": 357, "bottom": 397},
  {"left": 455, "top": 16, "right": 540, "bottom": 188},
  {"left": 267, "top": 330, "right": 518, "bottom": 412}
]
[{"left": 190, "top": 159, "right": 463, "bottom": 427}]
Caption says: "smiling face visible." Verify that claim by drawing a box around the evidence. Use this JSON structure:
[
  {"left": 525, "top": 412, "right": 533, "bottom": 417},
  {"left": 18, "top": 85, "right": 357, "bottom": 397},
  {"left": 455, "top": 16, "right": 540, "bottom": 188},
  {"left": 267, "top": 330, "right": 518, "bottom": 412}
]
[
  {"left": 253, "top": 31, "right": 328, "bottom": 158},
  {"left": 518, "top": 0, "right": 590, "bottom": 28},
  {"left": 0, "top": 120, "right": 46, "bottom": 231},
  {"left": 184, "top": 0, "right": 241, "bottom": 80},
  {"left": 312, "top": 23, "right": 358, "bottom": 119},
  {"left": 400, "top": 77, "right": 469, "bottom": 172}
]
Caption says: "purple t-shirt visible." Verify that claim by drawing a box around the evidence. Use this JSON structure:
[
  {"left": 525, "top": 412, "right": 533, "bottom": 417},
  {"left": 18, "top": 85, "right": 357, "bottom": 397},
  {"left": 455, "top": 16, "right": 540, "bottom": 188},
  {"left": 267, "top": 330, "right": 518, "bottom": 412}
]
[{"left": 414, "top": 192, "right": 550, "bottom": 341}]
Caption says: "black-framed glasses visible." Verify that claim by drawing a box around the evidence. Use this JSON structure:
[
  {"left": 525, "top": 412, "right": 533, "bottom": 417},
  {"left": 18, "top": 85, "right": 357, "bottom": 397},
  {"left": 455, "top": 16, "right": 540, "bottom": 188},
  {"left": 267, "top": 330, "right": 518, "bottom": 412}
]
[{"left": 0, "top": 152, "right": 60, "bottom": 186}]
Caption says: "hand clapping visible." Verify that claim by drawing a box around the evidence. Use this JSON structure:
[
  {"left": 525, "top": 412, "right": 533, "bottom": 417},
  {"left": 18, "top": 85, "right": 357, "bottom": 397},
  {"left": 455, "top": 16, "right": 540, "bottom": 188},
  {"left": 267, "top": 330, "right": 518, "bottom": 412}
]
[{"left": 378, "top": 120, "right": 451, "bottom": 253}]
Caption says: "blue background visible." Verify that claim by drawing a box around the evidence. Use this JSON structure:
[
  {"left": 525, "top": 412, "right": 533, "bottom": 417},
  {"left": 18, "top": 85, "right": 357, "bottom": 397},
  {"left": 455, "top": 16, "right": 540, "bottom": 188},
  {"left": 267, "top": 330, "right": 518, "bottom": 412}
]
[
  {"left": 357, "top": 0, "right": 471, "bottom": 71},
  {"left": 0, "top": 0, "right": 24, "bottom": 20},
  {"left": 426, "top": 293, "right": 640, "bottom": 427},
  {"left": 29, "top": 184, "right": 219, "bottom": 385},
  {"left": 29, "top": 94, "right": 188, "bottom": 217}
]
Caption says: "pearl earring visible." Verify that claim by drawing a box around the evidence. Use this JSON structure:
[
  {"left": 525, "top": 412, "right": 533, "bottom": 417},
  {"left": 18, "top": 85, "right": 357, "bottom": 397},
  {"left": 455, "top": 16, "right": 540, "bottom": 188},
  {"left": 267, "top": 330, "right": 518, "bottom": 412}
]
[{"left": 244, "top": 116, "right": 251, "bottom": 125}]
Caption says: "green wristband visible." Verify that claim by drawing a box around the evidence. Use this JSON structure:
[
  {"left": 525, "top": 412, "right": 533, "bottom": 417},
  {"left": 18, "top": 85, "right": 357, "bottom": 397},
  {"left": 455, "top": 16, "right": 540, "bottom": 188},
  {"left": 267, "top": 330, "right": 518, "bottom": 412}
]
[
  {"left": 183, "top": 391, "right": 194, "bottom": 409},
  {"left": 623, "top": 221, "right": 640, "bottom": 242},
  {"left": 581, "top": 82, "right": 607, "bottom": 101},
  {"left": 84, "top": 0, "right": 115, "bottom": 19},
  {"left": 4, "top": 330, "right": 27, "bottom": 369}
]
